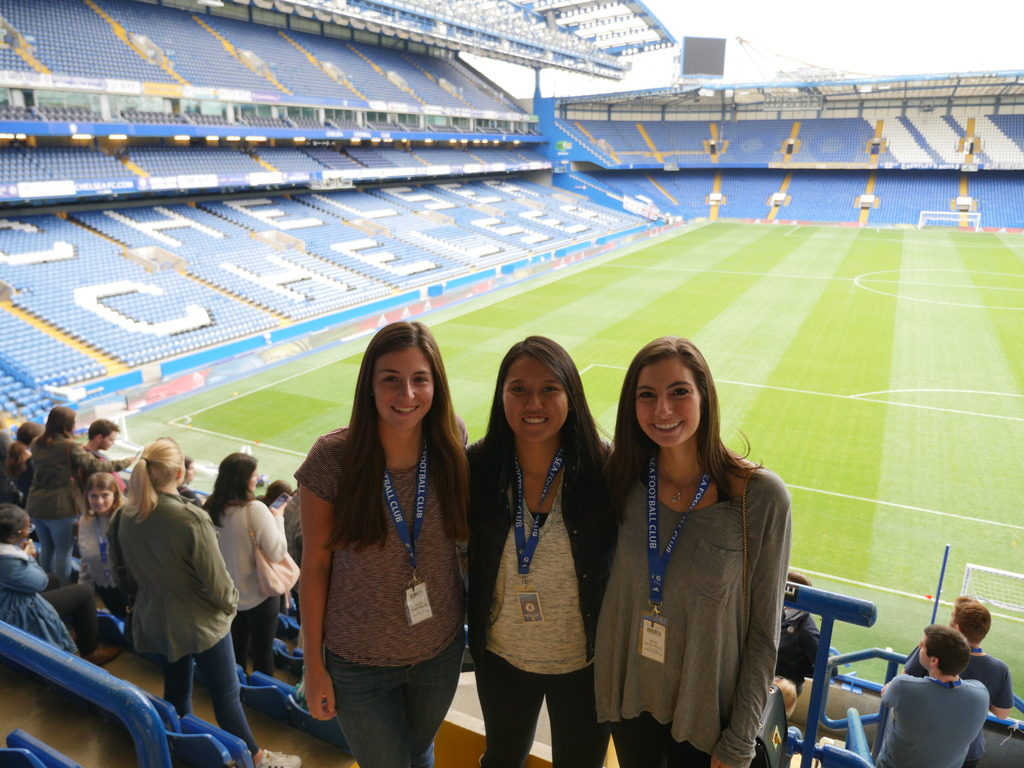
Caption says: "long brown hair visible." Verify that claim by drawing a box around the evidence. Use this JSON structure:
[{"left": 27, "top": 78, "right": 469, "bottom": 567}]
[
  {"left": 328, "top": 322, "right": 468, "bottom": 549},
  {"left": 205, "top": 452, "right": 257, "bottom": 527},
  {"left": 606, "top": 337, "right": 752, "bottom": 516},
  {"left": 38, "top": 406, "right": 76, "bottom": 446}
]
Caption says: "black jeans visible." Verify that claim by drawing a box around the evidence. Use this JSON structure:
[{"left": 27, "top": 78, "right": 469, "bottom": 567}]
[
  {"left": 230, "top": 594, "right": 279, "bottom": 675},
  {"left": 475, "top": 650, "right": 608, "bottom": 768},
  {"left": 95, "top": 584, "right": 129, "bottom": 620},
  {"left": 41, "top": 582, "right": 98, "bottom": 656},
  {"left": 610, "top": 712, "right": 711, "bottom": 768}
]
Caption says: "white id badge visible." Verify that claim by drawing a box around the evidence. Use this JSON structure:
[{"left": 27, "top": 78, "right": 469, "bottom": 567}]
[
  {"left": 639, "top": 614, "right": 668, "bottom": 664},
  {"left": 518, "top": 591, "right": 544, "bottom": 623},
  {"left": 404, "top": 581, "right": 433, "bottom": 626}
]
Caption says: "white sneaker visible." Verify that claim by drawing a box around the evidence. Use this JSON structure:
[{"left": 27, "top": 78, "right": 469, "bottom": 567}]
[{"left": 255, "top": 749, "right": 302, "bottom": 768}]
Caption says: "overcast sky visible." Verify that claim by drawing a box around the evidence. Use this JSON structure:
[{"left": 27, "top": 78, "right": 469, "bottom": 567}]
[{"left": 472, "top": 0, "right": 1024, "bottom": 98}]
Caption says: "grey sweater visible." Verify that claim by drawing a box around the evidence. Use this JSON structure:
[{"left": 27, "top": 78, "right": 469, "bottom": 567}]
[{"left": 594, "top": 469, "right": 792, "bottom": 768}]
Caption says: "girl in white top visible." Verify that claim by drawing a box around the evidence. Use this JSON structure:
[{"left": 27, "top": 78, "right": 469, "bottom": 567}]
[
  {"left": 78, "top": 472, "right": 130, "bottom": 618},
  {"left": 206, "top": 452, "right": 288, "bottom": 675}
]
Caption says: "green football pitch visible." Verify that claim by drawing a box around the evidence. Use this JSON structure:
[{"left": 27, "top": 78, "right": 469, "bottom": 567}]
[{"left": 124, "top": 221, "right": 1024, "bottom": 686}]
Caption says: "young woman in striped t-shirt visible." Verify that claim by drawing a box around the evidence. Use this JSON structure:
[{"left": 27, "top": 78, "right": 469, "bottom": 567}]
[{"left": 297, "top": 321, "right": 468, "bottom": 768}]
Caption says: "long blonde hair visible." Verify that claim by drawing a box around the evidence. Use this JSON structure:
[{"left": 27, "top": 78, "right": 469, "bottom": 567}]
[{"left": 126, "top": 437, "right": 183, "bottom": 522}]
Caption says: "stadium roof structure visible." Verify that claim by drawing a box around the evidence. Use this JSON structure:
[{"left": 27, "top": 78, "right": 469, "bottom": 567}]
[
  {"left": 511, "top": 0, "right": 676, "bottom": 56},
  {"left": 555, "top": 70, "right": 1024, "bottom": 110},
  {"left": 202, "top": 0, "right": 628, "bottom": 78}
]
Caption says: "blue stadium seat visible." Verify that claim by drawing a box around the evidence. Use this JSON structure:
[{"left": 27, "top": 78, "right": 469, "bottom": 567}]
[{"left": 3, "top": 732, "right": 79, "bottom": 768}]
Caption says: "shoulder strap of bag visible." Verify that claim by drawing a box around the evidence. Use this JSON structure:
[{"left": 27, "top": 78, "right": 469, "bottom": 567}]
[
  {"left": 244, "top": 504, "right": 263, "bottom": 556},
  {"left": 741, "top": 471, "right": 752, "bottom": 610}
]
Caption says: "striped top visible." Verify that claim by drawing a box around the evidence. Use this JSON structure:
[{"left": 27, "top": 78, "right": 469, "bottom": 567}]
[{"left": 295, "top": 428, "right": 464, "bottom": 666}]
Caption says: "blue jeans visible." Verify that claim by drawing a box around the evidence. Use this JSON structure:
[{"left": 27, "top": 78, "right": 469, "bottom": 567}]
[
  {"left": 325, "top": 628, "right": 465, "bottom": 768},
  {"left": 33, "top": 516, "right": 76, "bottom": 586},
  {"left": 160, "top": 633, "right": 259, "bottom": 755}
]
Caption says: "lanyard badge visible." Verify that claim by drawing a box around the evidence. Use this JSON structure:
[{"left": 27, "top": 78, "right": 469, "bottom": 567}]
[
  {"left": 383, "top": 443, "right": 433, "bottom": 626},
  {"left": 511, "top": 447, "right": 564, "bottom": 623},
  {"left": 640, "top": 455, "right": 709, "bottom": 663}
]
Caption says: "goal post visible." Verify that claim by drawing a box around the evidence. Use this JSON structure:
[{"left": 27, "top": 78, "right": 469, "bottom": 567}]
[
  {"left": 961, "top": 563, "right": 1024, "bottom": 614},
  {"left": 916, "top": 210, "right": 981, "bottom": 231}
]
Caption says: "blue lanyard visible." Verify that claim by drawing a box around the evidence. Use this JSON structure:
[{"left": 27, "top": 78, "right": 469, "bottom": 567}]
[
  {"left": 513, "top": 447, "right": 564, "bottom": 577},
  {"left": 646, "top": 455, "right": 709, "bottom": 611},
  {"left": 94, "top": 517, "right": 108, "bottom": 564},
  {"left": 382, "top": 443, "right": 429, "bottom": 573},
  {"left": 927, "top": 677, "right": 962, "bottom": 689}
]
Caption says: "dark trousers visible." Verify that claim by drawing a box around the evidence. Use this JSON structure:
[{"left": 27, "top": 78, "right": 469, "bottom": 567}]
[
  {"left": 41, "top": 582, "right": 98, "bottom": 656},
  {"left": 95, "top": 584, "right": 129, "bottom": 620},
  {"left": 610, "top": 712, "right": 710, "bottom": 768},
  {"left": 230, "top": 595, "right": 279, "bottom": 675},
  {"left": 475, "top": 650, "right": 609, "bottom": 768},
  {"left": 161, "top": 633, "right": 259, "bottom": 755}
]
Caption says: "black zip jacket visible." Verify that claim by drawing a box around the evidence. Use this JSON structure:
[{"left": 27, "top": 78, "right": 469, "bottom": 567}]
[{"left": 466, "top": 440, "right": 617, "bottom": 662}]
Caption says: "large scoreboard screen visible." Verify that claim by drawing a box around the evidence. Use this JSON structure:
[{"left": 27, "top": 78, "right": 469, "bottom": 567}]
[{"left": 681, "top": 36, "right": 726, "bottom": 78}]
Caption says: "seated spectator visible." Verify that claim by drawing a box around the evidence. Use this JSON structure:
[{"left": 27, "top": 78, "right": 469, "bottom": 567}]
[
  {"left": 80, "top": 419, "right": 126, "bottom": 493},
  {"left": 0, "top": 416, "right": 9, "bottom": 460},
  {"left": 27, "top": 407, "right": 135, "bottom": 585},
  {"left": 5, "top": 422, "right": 43, "bottom": 506},
  {"left": 177, "top": 456, "right": 199, "bottom": 503},
  {"left": 206, "top": 453, "right": 289, "bottom": 676},
  {"left": 903, "top": 597, "right": 1013, "bottom": 768},
  {"left": 774, "top": 571, "right": 820, "bottom": 717},
  {"left": 0, "top": 503, "right": 120, "bottom": 666},
  {"left": 257, "top": 479, "right": 293, "bottom": 511},
  {"left": 877, "top": 624, "right": 989, "bottom": 768},
  {"left": 281, "top": 488, "right": 302, "bottom": 580},
  {"left": 114, "top": 438, "right": 300, "bottom": 768},
  {"left": 79, "top": 473, "right": 130, "bottom": 618}
]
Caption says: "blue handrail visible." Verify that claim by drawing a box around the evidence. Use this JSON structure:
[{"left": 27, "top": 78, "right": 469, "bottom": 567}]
[
  {"left": 0, "top": 622, "right": 172, "bottom": 768},
  {"left": 785, "top": 583, "right": 877, "bottom": 768},
  {"left": 844, "top": 707, "right": 873, "bottom": 763}
]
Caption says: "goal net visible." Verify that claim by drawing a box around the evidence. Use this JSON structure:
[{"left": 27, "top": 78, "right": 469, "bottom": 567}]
[
  {"left": 917, "top": 210, "right": 981, "bottom": 231},
  {"left": 961, "top": 563, "right": 1024, "bottom": 614}
]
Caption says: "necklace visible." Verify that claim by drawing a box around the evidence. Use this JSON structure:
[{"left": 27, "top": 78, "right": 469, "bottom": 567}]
[{"left": 669, "top": 474, "right": 704, "bottom": 503}]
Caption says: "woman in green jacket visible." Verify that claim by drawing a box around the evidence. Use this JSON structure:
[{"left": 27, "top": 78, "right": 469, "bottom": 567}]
[
  {"left": 116, "top": 436, "right": 300, "bottom": 768},
  {"left": 27, "top": 407, "right": 134, "bottom": 585}
]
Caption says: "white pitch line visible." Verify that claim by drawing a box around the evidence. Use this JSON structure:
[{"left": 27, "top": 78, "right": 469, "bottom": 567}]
[
  {"left": 580, "top": 365, "right": 1017, "bottom": 531},
  {"left": 852, "top": 388, "right": 1024, "bottom": 400},
  {"left": 581, "top": 364, "right": 1023, "bottom": 423},
  {"left": 793, "top": 568, "right": 935, "bottom": 602},
  {"left": 168, "top": 420, "right": 306, "bottom": 457},
  {"left": 788, "top": 484, "right": 1024, "bottom": 531},
  {"left": 793, "top": 567, "right": 1024, "bottom": 625},
  {"left": 175, "top": 333, "right": 370, "bottom": 421}
]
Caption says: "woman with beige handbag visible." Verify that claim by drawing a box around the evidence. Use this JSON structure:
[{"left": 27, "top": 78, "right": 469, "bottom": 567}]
[{"left": 207, "top": 451, "right": 296, "bottom": 675}]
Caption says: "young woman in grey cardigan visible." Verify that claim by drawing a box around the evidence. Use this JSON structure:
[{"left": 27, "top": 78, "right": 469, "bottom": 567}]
[{"left": 595, "top": 338, "right": 792, "bottom": 768}]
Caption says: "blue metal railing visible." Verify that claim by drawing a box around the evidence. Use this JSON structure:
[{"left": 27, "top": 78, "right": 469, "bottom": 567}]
[
  {"left": 0, "top": 622, "right": 172, "bottom": 768},
  {"left": 785, "top": 583, "right": 877, "bottom": 768}
]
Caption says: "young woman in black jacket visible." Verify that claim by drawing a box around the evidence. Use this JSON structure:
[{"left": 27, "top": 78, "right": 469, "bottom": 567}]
[{"left": 468, "top": 336, "right": 616, "bottom": 768}]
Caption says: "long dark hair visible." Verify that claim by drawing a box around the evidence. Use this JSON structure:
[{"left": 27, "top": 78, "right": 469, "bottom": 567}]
[
  {"left": 205, "top": 452, "right": 258, "bottom": 527},
  {"left": 38, "top": 406, "right": 76, "bottom": 446},
  {"left": 328, "top": 321, "right": 468, "bottom": 549},
  {"left": 606, "top": 336, "right": 752, "bottom": 516},
  {"left": 478, "top": 336, "right": 606, "bottom": 494}
]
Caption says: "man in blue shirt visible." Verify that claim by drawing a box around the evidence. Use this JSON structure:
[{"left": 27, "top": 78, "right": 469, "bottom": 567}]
[
  {"left": 904, "top": 597, "right": 1013, "bottom": 767},
  {"left": 877, "top": 624, "right": 989, "bottom": 768}
]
